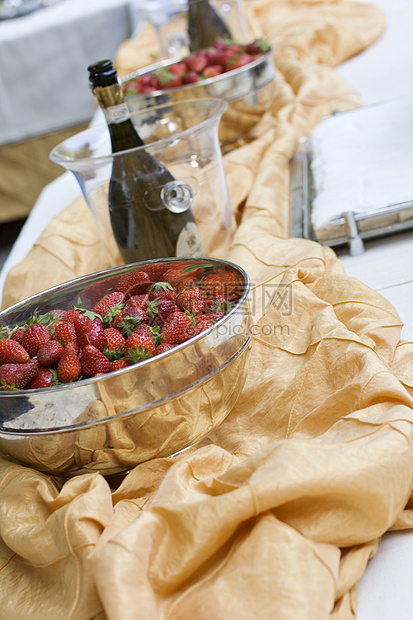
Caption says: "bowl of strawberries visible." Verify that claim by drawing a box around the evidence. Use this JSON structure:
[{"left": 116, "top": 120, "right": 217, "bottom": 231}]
[
  {"left": 121, "top": 38, "right": 275, "bottom": 147},
  {"left": 0, "top": 257, "right": 251, "bottom": 477}
]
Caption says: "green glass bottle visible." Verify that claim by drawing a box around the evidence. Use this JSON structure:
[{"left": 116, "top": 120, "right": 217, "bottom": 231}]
[
  {"left": 88, "top": 60, "right": 203, "bottom": 263},
  {"left": 187, "top": 0, "right": 232, "bottom": 52}
]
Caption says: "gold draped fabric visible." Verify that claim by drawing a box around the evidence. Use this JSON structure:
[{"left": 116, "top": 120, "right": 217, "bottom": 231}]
[{"left": 2, "top": 2, "right": 412, "bottom": 619}]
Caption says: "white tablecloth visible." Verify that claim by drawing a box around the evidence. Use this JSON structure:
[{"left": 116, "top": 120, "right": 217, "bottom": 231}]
[
  {"left": 0, "top": 0, "right": 142, "bottom": 146},
  {"left": 334, "top": 4, "right": 413, "bottom": 615}
]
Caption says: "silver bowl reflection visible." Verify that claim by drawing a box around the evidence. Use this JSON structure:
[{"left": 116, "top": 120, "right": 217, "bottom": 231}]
[
  {"left": 0, "top": 257, "right": 251, "bottom": 477},
  {"left": 122, "top": 51, "right": 275, "bottom": 147}
]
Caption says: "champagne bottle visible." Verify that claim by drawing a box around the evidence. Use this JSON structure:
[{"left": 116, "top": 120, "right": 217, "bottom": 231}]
[
  {"left": 187, "top": 0, "right": 232, "bottom": 52},
  {"left": 87, "top": 60, "right": 203, "bottom": 263}
]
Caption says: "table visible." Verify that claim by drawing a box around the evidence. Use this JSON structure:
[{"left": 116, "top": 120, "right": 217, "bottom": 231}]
[
  {"left": 0, "top": 0, "right": 140, "bottom": 146},
  {"left": 0, "top": 0, "right": 146, "bottom": 222},
  {"left": 334, "top": 0, "right": 413, "bottom": 344},
  {"left": 334, "top": 1, "right": 413, "bottom": 617},
  {"left": 0, "top": 2, "right": 413, "bottom": 616}
]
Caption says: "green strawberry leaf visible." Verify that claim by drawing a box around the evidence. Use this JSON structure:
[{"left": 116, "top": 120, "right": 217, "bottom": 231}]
[
  {"left": 118, "top": 315, "right": 143, "bottom": 337},
  {"left": 147, "top": 282, "right": 173, "bottom": 292},
  {"left": 0, "top": 325, "right": 13, "bottom": 340},
  {"left": 145, "top": 298, "right": 161, "bottom": 317},
  {"left": 149, "top": 325, "right": 163, "bottom": 346},
  {"left": 102, "top": 301, "right": 126, "bottom": 326},
  {"left": 0, "top": 379, "right": 16, "bottom": 391},
  {"left": 153, "top": 67, "right": 174, "bottom": 84},
  {"left": 183, "top": 308, "right": 196, "bottom": 325},
  {"left": 211, "top": 299, "right": 234, "bottom": 313},
  {"left": 182, "top": 263, "right": 214, "bottom": 274},
  {"left": 25, "top": 308, "right": 57, "bottom": 327},
  {"left": 72, "top": 297, "right": 101, "bottom": 321},
  {"left": 125, "top": 346, "right": 153, "bottom": 363},
  {"left": 102, "top": 345, "right": 124, "bottom": 362}
]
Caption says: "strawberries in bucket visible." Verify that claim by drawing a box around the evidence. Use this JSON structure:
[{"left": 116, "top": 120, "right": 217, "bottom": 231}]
[
  {"left": 123, "top": 38, "right": 271, "bottom": 94},
  {"left": 0, "top": 260, "right": 244, "bottom": 391}
]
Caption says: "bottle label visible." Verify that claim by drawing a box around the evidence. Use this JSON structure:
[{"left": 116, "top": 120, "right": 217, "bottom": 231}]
[
  {"left": 103, "top": 103, "right": 130, "bottom": 124},
  {"left": 176, "top": 222, "right": 204, "bottom": 257}
]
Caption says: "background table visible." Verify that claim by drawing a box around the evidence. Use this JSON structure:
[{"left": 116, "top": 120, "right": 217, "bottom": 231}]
[
  {"left": 0, "top": 0, "right": 144, "bottom": 222},
  {"left": 0, "top": 0, "right": 141, "bottom": 145},
  {"left": 335, "top": 1, "right": 413, "bottom": 618}
]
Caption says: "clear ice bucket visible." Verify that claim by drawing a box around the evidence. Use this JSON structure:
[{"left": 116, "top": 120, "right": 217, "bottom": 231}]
[{"left": 49, "top": 97, "right": 234, "bottom": 265}]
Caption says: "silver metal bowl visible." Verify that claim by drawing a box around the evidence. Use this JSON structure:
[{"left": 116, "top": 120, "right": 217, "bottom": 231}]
[
  {"left": 0, "top": 257, "right": 251, "bottom": 477},
  {"left": 122, "top": 51, "right": 275, "bottom": 147}
]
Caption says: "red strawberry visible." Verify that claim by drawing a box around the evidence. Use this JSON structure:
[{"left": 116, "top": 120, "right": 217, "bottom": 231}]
[
  {"left": 10, "top": 327, "right": 24, "bottom": 343},
  {"left": 185, "top": 54, "right": 208, "bottom": 73},
  {"left": 111, "top": 358, "right": 130, "bottom": 371},
  {"left": 148, "top": 299, "right": 178, "bottom": 326},
  {"left": 204, "top": 294, "right": 227, "bottom": 312},
  {"left": 214, "top": 49, "right": 234, "bottom": 67},
  {"left": 206, "top": 310, "right": 226, "bottom": 323},
  {"left": 140, "top": 84, "right": 157, "bottom": 94},
  {"left": 57, "top": 344, "right": 82, "bottom": 383},
  {"left": 245, "top": 38, "right": 271, "bottom": 55},
  {"left": 53, "top": 320, "right": 78, "bottom": 348},
  {"left": 149, "top": 74, "right": 162, "bottom": 90},
  {"left": 204, "top": 48, "right": 220, "bottom": 64},
  {"left": 213, "top": 38, "right": 229, "bottom": 51},
  {"left": 161, "top": 311, "right": 195, "bottom": 344},
  {"left": 169, "top": 62, "right": 187, "bottom": 78},
  {"left": 117, "top": 270, "right": 151, "bottom": 298},
  {"left": 103, "top": 327, "right": 126, "bottom": 354},
  {"left": 0, "top": 362, "right": 37, "bottom": 390},
  {"left": 139, "top": 262, "right": 168, "bottom": 281},
  {"left": 203, "top": 65, "right": 223, "bottom": 78},
  {"left": 154, "top": 343, "right": 175, "bottom": 356},
  {"left": 92, "top": 291, "right": 126, "bottom": 318},
  {"left": 74, "top": 314, "right": 106, "bottom": 351},
  {"left": 111, "top": 304, "right": 148, "bottom": 335},
  {"left": 81, "top": 345, "right": 112, "bottom": 378},
  {"left": 136, "top": 73, "right": 153, "bottom": 92},
  {"left": 230, "top": 53, "right": 253, "bottom": 70},
  {"left": 127, "top": 294, "right": 150, "bottom": 311},
  {"left": 21, "top": 324, "right": 51, "bottom": 357},
  {"left": 78, "top": 275, "right": 124, "bottom": 306},
  {"left": 193, "top": 314, "right": 215, "bottom": 335},
  {"left": 125, "top": 331, "right": 156, "bottom": 360},
  {"left": 129, "top": 323, "right": 162, "bottom": 345},
  {"left": 147, "top": 282, "right": 176, "bottom": 303},
  {"left": 167, "top": 74, "right": 183, "bottom": 88},
  {"left": 227, "top": 44, "right": 241, "bottom": 56},
  {"left": 183, "top": 70, "right": 199, "bottom": 84},
  {"left": 153, "top": 66, "right": 175, "bottom": 88},
  {"left": 177, "top": 287, "right": 207, "bottom": 314},
  {"left": 26, "top": 368, "right": 57, "bottom": 389},
  {"left": 201, "top": 269, "right": 241, "bottom": 298},
  {"left": 162, "top": 264, "right": 202, "bottom": 288},
  {"left": 63, "top": 308, "right": 83, "bottom": 323},
  {"left": 37, "top": 340, "right": 64, "bottom": 367},
  {"left": 128, "top": 324, "right": 153, "bottom": 339},
  {"left": 0, "top": 338, "right": 30, "bottom": 364},
  {"left": 51, "top": 309, "right": 67, "bottom": 321}
]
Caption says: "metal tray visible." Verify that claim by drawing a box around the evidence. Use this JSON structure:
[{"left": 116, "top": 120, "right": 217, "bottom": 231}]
[{"left": 290, "top": 135, "right": 413, "bottom": 255}]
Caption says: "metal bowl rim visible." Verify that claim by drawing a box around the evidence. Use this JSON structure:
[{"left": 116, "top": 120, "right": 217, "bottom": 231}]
[{"left": 121, "top": 49, "right": 274, "bottom": 95}]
